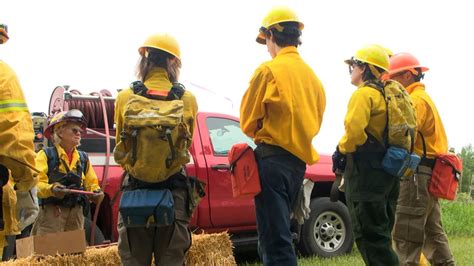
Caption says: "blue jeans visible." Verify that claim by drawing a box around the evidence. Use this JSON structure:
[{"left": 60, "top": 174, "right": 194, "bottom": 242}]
[{"left": 255, "top": 153, "right": 306, "bottom": 266}]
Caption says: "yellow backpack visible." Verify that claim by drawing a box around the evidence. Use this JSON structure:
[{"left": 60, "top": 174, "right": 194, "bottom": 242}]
[
  {"left": 370, "top": 80, "right": 417, "bottom": 150},
  {"left": 113, "top": 81, "right": 192, "bottom": 183}
]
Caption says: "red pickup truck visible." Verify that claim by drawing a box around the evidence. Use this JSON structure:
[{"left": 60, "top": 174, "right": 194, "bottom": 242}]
[{"left": 78, "top": 111, "right": 354, "bottom": 258}]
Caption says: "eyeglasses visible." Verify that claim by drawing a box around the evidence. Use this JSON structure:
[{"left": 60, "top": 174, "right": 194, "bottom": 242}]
[
  {"left": 68, "top": 127, "right": 84, "bottom": 135},
  {"left": 348, "top": 64, "right": 354, "bottom": 74}
]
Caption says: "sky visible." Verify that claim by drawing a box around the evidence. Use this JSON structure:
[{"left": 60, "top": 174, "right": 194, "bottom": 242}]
[{"left": 1, "top": 0, "right": 473, "bottom": 154}]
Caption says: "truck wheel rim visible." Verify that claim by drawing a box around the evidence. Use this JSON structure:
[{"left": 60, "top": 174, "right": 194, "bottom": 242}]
[{"left": 313, "top": 211, "right": 345, "bottom": 253}]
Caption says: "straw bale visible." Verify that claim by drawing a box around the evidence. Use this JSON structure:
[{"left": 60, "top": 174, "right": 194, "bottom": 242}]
[{"left": 1, "top": 232, "right": 236, "bottom": 266}]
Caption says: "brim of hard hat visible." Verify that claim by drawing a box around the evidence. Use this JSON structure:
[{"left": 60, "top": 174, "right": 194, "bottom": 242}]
[
  {"left": 44, "top": 120, "right": 86, "bottom": 140},
  {"left": 344, "top": 59, "right": 354, "bottom": 65},
  {"left": 389, "top": 66, "right": 429, "bottom": 75},
  {"left": 138, "top": 46, "right": 180, "bottom": 60},
  {"left": 255, "top": 21, "right": 304, "bottom": 45}
]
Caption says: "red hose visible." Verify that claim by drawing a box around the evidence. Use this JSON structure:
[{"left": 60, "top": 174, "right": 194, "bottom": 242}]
[{"left": 89, "top": 91, "right": 111, "bottom": 246}]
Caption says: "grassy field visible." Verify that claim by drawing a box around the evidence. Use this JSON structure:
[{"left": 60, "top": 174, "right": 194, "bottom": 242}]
[{"left": 238, "top": 195, "right": 474, "bottom": 265}]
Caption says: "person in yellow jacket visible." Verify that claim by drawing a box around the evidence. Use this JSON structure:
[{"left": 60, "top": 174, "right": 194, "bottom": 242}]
[
  {"left": 333, "top": 45, "right": 399, "bottom": 265},
  {"left": 388, "top": 53, "right": 455, "bottom": 265},
  {"left": 0, "top": 23, "right": 38, "bottom": 257},
  {"left": 114, "top": 33, "right": 198, "bottom": 266},
  {"left": 33, "top": 110, "right": 103, "bottom": 236},
  {"left": 240, "top": 6, "right": 326, "bottom": 265}
]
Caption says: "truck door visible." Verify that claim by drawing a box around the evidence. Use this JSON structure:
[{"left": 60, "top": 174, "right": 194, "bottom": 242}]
[{"left": 201, "top": 116, "right": 256, "bottom": 227}]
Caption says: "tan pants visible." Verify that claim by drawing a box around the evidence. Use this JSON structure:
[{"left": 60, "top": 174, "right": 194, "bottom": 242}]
[
  {"left": 118, "top": 188, "right": 192, "bottom": 266},
  {"left": 393, "top": 165, "right": 455, "bottom": 266},
  {"left": 32, "top": 205, "right": 84, "bottom": 235}
]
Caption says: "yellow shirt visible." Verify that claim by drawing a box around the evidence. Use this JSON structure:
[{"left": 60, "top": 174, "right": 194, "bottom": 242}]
[
  {"left": 0, "top": 61, "right": 37, "bottom": 192},
  {"left": 338, "top": 83, "right": 387, "bottom": 154},
  {"left": 406, "top": 82, "right": 448, "bottom": 157},
  {"left": 114, "top": 68, "right": 198, "bottom": 177},
  {"left": 36, "top": 144, "right": 101, "bottom": 198},
  {"left": 240, "top": 46, "right": 326, "bottom": 165}
]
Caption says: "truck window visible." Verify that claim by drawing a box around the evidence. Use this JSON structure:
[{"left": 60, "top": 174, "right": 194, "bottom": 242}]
[{"left": 206, "top": 117, "right": 255, "bottom": 156}]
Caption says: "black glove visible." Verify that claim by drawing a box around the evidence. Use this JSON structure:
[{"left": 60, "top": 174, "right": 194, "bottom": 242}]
[{"left": 332, "top": 147, "right": 347, "bottom": 173}]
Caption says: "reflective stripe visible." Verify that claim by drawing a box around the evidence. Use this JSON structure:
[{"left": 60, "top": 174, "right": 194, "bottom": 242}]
[{"left": 0, "top": 100, "right": 28, "bottom": 112}]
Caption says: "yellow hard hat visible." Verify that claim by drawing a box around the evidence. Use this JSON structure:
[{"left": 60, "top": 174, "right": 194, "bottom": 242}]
[
  {"left": 345, "top": 44, "right": 390, "bottom": 71},
  {"left": 0, "top": 24, "right": 9, "bottom": 44},
  {"left": 256, "top": 6, "right": 304, "bottom": 44},
  {"left": 138, "top": 33, "right": 181, "bottom": 60},
  {"left": 374, "top": 44, "right": 393, "bottom": 57}
]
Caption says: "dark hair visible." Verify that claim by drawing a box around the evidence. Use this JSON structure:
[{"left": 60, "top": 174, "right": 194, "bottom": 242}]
[
  {"left": 135, "top": 48, "right": 181, "bottom": 83},
  {"left": 359, "top": 62, "right": 385, "bottom": 82},
  {"left": 264, "top": 21, "right": 302, "bottom": 47}
]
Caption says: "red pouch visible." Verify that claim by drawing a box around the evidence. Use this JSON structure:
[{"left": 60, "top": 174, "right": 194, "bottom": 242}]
[
  {"left": 228, "top": 143, "right": 261, "bottom": 198},
  {"left": 428, "top": 153, "right": 463, "bottom": 200}
]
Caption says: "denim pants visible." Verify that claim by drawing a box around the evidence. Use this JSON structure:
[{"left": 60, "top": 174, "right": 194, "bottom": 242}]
[{"left": 254, "top": 153, "right": 306, "bottom": 266}]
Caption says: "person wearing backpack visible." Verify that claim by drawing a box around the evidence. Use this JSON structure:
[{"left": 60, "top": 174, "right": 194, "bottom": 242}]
[
  {"left": 240, "top": 6, "right": 326, "bottom": 265},
  {"left": 114, "top": 33, "right": 198, "bottom": 266},
  {"left": 388, "top": 53, "right": 455, "bottom": 265},
  {"left": 332, "top": 44, "right": 400, "bottom": 265},
  {"left": 33, "top": 110, "right": 103, "bottom": 235}
]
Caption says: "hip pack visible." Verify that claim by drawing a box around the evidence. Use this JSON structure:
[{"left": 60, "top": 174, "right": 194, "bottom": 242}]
[
  {"left": 429, "top": 153, "right": 462, "bottom": 200},
  {"left": 114, "top": 81, "right": 192, "bottom": 183},
  {"left": 228, "top": 143, "right": 261, "bottom": 198},
  {"left": 119, "top": 189, "right": 174, "bottom": 228}
]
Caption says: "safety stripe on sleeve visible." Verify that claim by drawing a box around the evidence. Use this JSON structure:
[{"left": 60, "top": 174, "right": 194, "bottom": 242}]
[{"left": 0, "top": 100, "right": 28, "bottom": 113}]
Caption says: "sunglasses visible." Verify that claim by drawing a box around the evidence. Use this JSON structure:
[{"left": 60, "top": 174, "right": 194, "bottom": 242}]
[{"left": 68, "top": 127, "right": 84, "bottom": 135}]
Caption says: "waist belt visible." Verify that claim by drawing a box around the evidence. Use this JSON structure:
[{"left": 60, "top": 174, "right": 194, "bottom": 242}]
[
  {"left": 419, "top": 158, "right": 436, "bottom": 168},
  {"left": 127, "top": 172, "right": 187, "bottom": 191},
  {"left": 255, "top": 143, "right": 294, "bottom": 159}
]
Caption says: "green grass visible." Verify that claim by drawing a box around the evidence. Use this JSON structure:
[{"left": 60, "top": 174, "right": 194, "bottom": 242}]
[{"left": 238, "top": 195, "right": 474, "bottom": 265}]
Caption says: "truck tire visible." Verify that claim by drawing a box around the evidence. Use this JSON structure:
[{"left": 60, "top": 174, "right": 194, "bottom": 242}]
[
  {"left": 84, "top": 218, "right": 106, "bottom": 246},
  {"left": 297, "top": 197, "right": 354, "bottom": 257}
]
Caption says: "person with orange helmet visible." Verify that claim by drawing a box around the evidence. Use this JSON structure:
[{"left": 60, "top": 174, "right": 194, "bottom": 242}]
[
  {"left": 334, "top": 44, "right": 399, "bottom": 265},
  {"left": 240, "top": 6, "right": 326, "bottom": 265},
  {"left": 114, "top": 33, "right": 198, "bottom": 265},
  {"left": 0, "top": 23, "right": 38, "bottom": 258},
  {"left": 33, "top": 109, "right": 103, "bottom": 236},
  {"left": 389, "top": 53, "right": 455, "bottom": 265}
]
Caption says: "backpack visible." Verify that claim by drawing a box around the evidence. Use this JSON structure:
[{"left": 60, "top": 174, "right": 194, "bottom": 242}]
[
  {"left": 369, "top": 80, "right": 420, "bottom": 177},
  {"left": 43, "top": 146, "right": 88, "bottom": 178},
  {"left": 113, "top": 81, "right": 192, "bottom": 183},
  {"left": 228, "top": 143, "right": 261, "bottom": 198}
]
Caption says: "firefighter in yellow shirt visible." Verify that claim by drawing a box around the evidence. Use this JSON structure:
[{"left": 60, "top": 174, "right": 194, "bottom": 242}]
[
  {"left": 0, "top": 23, "right": 38, "bottom": 257},
  {"left": 333, "top": 45, "right": 399, "bottom": 265},
  {"left": 114, "top": 33, "right": 198, "bottom": 266},
  {"left": 33, "top": 110, "right": 103, "bottom": 236},
  {"left": 389, "top": 53, "right": 455, "bottom": 265},
  {"left": 240, "top": 6, "right": 326, "bottom": 265}
]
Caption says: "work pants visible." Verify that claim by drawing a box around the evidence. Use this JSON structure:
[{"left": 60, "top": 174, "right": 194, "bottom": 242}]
[
  {"left": 32, "top": 205, "right": 84, "bottom": 235},
  {"left": 393, "top": 165, "right": 455, "bottom": 266},
  {"left": 254, "top": 150, "right": 306, "bottom": 266},
  {"left": 117, "top": 187, "right": 191, "bottom": 266},
  {"left": 345, "top": 154, "right": 400, "bottom": 266}
]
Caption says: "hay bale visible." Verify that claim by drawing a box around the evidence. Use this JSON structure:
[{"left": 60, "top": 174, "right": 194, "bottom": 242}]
[{"left": 1, "top": 232, "right": 236, "bottom": 266}]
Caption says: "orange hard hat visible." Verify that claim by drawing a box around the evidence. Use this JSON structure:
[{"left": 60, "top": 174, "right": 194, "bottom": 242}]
[{"left": 388, "top": 53, "right": 429, "bottom": 76}]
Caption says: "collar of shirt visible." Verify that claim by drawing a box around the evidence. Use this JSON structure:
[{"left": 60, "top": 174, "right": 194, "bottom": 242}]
[
  {"left": 144, "top": 67, "right": 173, "bottom": 90},
  {"left": 55, "top": 144, "right": 79, "bottom": 170},
  {"left": 275, "top": 46, "right": 299, "bottom": 58},
  {"left": 405, "top": 82, "right": 425, "bottom": 94}
]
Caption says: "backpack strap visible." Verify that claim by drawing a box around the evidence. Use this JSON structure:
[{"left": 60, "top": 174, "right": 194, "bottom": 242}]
[
  {"left": 44, "top": 146, "right": 60, "bottom": 177},
  {"left": 130, "top": 81, "right": 186, "bottom": 101},
  {"left": 77, "top": 150, "right": 89, "bottom": 176}
]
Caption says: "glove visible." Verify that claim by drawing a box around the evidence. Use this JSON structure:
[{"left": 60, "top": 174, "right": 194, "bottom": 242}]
[
  {"left": 88, "top": 190, "right": 105, "bottom": 204},
  {"left": 332, "top": 146, "right": 347, "bottom": 173},
  {"left": 51, "top": 183, "right": 67, "bottom": 199},
  {"left": 16, "top": 187, "right": 39, "bottom": 231}
]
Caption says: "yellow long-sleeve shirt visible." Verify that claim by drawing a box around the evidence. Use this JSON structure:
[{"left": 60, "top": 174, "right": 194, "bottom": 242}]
[
  {"left": 240, "top": 46, "right": 326, "bottom": 165},
  {"left": 114, "top": 68, "right": 198, "bottom": 177},
  {"left": 36, "top": 144, "right": 101, "bottom": 198},
  {"left": 0, "top": 61, "right": 37, "bottom": 192},
  {"left": 406, "top": 82, "right": 448, "bottom": 158},
  {"left": 338, "top": 83, "right": 387, "bottom": 154}
]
